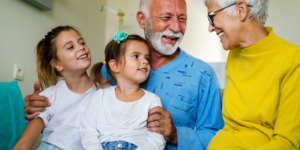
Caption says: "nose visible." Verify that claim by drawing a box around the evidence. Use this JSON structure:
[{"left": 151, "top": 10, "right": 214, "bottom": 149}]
[
  {"left": 78, "top": 45, "right": 85, "bottom": 51},
  {"left": 169, "top": 17, "right": 181, "bottom": 33},
  {"left": 208, "top": 23, "right": 215, "bottom": 33},
  {"left": 143, "top": 58, "right": 149, "bottom": 65}
]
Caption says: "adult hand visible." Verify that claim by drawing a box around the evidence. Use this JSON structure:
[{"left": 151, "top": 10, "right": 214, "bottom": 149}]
[
  {"left": 24, "top": 81, "right": 51, "bottom": 121},
  {"left": 147, "top": 106, "right": 178, "bottom": 145}
]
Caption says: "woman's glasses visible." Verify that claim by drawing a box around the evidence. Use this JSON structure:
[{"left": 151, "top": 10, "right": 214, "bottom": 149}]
[{"left": 208, "top": 2, "right": 253, "bottom": 26}]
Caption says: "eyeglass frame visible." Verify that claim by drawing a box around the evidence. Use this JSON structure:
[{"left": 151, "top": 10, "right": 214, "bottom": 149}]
[{"left": 207, "top": 2, "right": 253, "bottom": 26}]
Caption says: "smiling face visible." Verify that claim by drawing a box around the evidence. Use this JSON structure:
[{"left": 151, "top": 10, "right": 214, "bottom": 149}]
[
  {"left": 53, "top": 29, "right": 91, "bottom": 74},
  {"left": 207, "top": 0, "right": 242, "bottom": 50},
  {"left": 118, "top": 41, "right": 150, "bottom": 84},
  {"left": 145, "top": 0, "right": 187, "bottom": 55}
]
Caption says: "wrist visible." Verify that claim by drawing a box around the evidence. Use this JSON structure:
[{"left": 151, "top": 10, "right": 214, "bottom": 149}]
[{"left": 169, "top": 126, "right": 178, "bottom": 145}]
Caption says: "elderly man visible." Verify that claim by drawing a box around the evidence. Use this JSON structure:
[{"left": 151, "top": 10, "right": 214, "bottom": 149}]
[
  {"left": 204, "top": 0, "right": 300, "bottom": 149},
  {"left": 24, "top": 0, "right": 224, "bottom": 149}
]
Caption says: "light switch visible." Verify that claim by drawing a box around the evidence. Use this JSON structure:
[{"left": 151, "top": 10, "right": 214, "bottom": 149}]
[{"left": 14, "top": 64, "right": 24, "bottom": 81}]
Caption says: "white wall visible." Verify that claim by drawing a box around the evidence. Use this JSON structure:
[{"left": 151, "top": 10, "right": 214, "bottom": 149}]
[
  {"left": 0, "top": 0, "right": 106, "bottom": 98},
  {"left": 105, "top": 0, "right": 143, "bottom": 44},
  {"left": 0, "top": 0, "right": 106, "bottom": 149},
  {"left": 265, "top": 0, "right": 300, "bottom": 45}
]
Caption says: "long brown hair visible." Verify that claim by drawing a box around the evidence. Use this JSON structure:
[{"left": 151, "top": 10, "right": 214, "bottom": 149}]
[
  {"left": 36, "top": 26, "right": 81, "bottom": 90},
  {"left": 90, "top": 34, "right": 151, "bottom": 89}
]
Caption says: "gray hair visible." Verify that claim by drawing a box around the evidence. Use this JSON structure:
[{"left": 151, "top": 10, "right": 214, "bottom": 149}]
[
  {"left": 139, "top": 0, "right": 151, "bottom": 18},
  {"left": 204, "top": 0, "right": 269, "bottom": 24}
]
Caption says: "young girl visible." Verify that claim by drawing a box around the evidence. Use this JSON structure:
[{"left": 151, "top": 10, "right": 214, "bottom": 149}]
[
  {"left": 12, "top": 26, "right": 95, "bottom": 150},
  {"left": 80, "top": 32, "right": 166, "bottom": 150}
]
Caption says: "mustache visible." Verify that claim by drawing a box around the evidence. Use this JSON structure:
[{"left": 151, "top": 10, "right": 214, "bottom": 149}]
[{"left": 160, "top": 30, "right": 183, "bottom": 38}]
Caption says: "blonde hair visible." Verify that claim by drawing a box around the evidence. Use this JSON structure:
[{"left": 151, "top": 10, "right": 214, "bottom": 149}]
[{"left": 36, "top": 26, "right": 81, "bottom": 90}]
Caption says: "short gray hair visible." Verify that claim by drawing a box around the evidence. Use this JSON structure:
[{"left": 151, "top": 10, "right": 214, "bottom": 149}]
[
  {"left": 140, "top": 0, "right": 151, "bottom": 18},
  {"left": 204, "top": 0, "right": 269, "bottom": 24}
]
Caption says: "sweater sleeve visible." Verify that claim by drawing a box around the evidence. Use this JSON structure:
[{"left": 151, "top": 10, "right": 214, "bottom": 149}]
[
  {"left": 136, "top": 96, "right": 166, "bottom": 150},
  {"left": 251, "top": 53, "right": 300, "bottom": 150},
  {"left": 80, "top": 91, "right": 103, "bottom": 150},
  {"left": 176, "top": 69, "right": 224, "bottom": 150}
]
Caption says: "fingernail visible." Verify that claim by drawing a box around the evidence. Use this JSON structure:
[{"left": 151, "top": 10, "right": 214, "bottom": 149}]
[
  {"left": 46, "top": 99, "right": 49, "bottom": 101},
  {"left": 48, "top": 102, "right": 51, "bottom": 106}
]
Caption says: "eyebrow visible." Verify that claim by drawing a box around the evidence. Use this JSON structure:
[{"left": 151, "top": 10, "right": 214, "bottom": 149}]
[
  {"left": 78, "top": 38, "right": 84, "bottom": 42},
  {"left": 159, "top": 12, "right": 186, "bottom": 17},
  {"left": 131, "top": 51, "right": 141, "bottom": 55},
  {"left": 63, "top": 41, "right": 73, "bottom": 49},
  {"left": 63, "top": 38, "right": 84, "bottom": 49},
  {"left": 130, "top": 51, "right": 150, "bottom": 56}
]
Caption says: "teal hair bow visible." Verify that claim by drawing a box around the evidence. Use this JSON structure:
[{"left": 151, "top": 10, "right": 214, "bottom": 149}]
[{"left": 114, "top": 31, "right": 128, "bottom": 44}]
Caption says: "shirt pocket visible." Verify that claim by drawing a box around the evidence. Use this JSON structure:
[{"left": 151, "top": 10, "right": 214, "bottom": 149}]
[{"left": 168, "top": 98, "right": 195, "bottom": 126}]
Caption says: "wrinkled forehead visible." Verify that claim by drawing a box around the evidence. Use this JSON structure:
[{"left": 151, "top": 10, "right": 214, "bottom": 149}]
[{"left": 149, "top": 0, "right": 187, "bottom": 16}]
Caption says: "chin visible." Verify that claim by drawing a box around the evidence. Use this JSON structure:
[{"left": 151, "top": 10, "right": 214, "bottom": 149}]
[
  {"left": 222, "top": 46, "right": 230, "bottom": 50},
  {"left": 221, "top": 42, "right": 231, "bottom": 50}
]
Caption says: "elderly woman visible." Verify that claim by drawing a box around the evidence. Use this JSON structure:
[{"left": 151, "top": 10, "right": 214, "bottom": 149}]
[{"left": 204, "top": 0, "right": 300, "bottom": 149}]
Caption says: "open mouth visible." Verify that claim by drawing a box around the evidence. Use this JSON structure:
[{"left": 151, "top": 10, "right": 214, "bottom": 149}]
[
  {"left": 77, "top": 54, "right": 88, "bottom": 60},
  {"left": 218, "top": 32, "right": 224, "bottom": 39},
  {"left": 162, "top": 35, "right": 179, "bottom": 43},
  {"left": 138, "top": 68, "right": 148, "bottom": 73}
]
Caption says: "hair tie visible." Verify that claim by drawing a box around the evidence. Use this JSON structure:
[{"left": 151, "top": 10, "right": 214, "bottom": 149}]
[
  {"left": 114, "top": 31, "right": 128, "bottom": 44},
  {"left": 103, "top": 61, "right": 106, "bottom": 65}
]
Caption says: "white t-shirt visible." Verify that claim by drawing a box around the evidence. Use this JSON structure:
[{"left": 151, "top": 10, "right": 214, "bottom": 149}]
[
  {"left": 80, "top": 86, "right": 166, "bottom": 150},
  {"left": 37, "top": 80, "right": 96, "bottom": 150}
]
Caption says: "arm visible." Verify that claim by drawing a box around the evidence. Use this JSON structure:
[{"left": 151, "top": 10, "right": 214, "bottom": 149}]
[
  {"left": 137, "top": 97, "right": 166, "bottom": 150},
  {"left": 136, "top": 131, "right": 166, "bottom": 150},
  {"left": 80, "top": 92, "right": 103, "bottom": 150},
  {"left": 12, "top": 118, "right": 44, "bottom": 150},
  {"left": 24, "top": 81, "right": 51, "bottom": 121},
  {"left": 251, "top": 57, "right": 300, "bottom": 150}
]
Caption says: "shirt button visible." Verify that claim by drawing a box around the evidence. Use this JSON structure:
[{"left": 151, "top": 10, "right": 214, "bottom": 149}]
[{"left": 117, "top": 143, "right": 123, "bottom": 148}]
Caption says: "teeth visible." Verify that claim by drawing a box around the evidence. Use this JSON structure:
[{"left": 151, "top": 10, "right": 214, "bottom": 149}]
[
  {"left": 218, "top": 32, "right": 224, "bottom": 38},
  {"left": 139, "top": 68, "right": 146, "bottom": 72},
  {"left": 79, "top": 54, "right": 87, "bottom": 60},
  {"left": 165, "top": 36, "right": 176, "bottom": 40}
]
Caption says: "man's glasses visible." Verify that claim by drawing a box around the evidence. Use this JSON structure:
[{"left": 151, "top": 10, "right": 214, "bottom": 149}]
[{"left": 207, "top": 2, "right": 253, "bottom": 26}]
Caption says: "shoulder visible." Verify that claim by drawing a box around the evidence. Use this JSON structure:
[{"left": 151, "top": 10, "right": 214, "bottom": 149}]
[
  {"left": 278, "top": 44, "right": 300, "bottom": 67},
  {"left": 94, "top": 85, "right": 112, "bottom": 95},
  {"left": 181, "top": 49, "right": 216, "bottom": 78},
  {"left": 143, "top": 90, "right": 162, "bottom": 106},
  {"left": 287, "top": 46, "right": 300, "bottom": 67},
  {"left": 39, "top": 80, "right": 65, "bottom": 98}
]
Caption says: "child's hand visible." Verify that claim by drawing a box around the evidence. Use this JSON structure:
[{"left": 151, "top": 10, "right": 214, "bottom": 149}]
[{"left": 147, "top": 106, "right": 178, "bottom": 145}]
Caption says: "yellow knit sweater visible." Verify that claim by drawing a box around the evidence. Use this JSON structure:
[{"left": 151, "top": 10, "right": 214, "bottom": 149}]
[{"left": 208, "top": 27, "right": 300, "bottom": 150}]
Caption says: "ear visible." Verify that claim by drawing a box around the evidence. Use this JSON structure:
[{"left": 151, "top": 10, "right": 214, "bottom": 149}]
[
  {"left": 108, "top": 59, "right": 120, "bottom": 73},
  {"left": 136, "top": 11, "right": 146, "bottom": 29},
  {"left": 235, "top": 0, "right": 249, "bottom": 22},
  {"left": 50, "top": 60, "right": 64, "bottom": 72}
]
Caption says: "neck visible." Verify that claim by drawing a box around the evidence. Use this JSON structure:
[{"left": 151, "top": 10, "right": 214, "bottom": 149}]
[
  {"left": 62, "top": 71, "right": 93, "bottom": 94},
  {"left": 114, "top": 80, "right": 144, "bottom": 102},
  {"left": 115, "top": 83, "right": 140, "bottom": 96},
  {"left": 238, "top": 22, "right": 269, "bottom": 48},
  {"left": 150, "top": 48, "right": 180, "bottom": 71}
]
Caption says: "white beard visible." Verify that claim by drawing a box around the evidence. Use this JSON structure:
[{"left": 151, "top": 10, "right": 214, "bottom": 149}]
[{"left": 145, "top": 18, "right": 184, "bottom": 55}]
